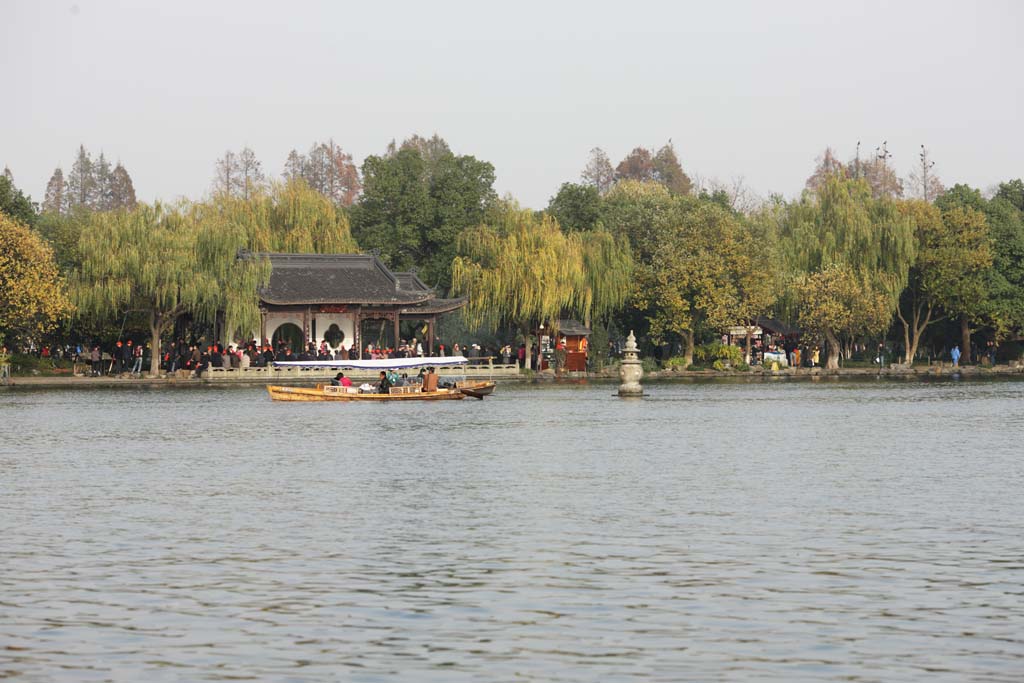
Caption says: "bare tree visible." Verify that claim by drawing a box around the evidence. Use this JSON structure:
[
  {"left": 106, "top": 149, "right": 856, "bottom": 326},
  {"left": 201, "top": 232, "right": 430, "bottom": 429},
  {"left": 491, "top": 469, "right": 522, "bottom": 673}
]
[
  {"left": 580, "top": 147, "right": 615, "bottom": 194},
  {"left": 298, "top": 139, "right": 360, "bottom": 206},
  {"left": 907, "top": 145, "right": 944, "bottom": 203},
  {"left": 805, "top": 147, "right": 846, "bottom": 193},
  {"left": 212, "top": 150, "right": 240, "bottom": 197},
  {"left": 237, "top": 147, "right": 266, "bottom": 200},
  {"left": 283, "top": 149, "right": 305, "bottom": 181}
]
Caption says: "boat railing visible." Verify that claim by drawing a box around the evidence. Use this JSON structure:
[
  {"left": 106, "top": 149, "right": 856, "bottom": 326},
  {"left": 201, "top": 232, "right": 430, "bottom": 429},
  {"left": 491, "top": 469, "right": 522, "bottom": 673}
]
[{"left": 205, "top": 359, "right": 519, "bottom": 383}]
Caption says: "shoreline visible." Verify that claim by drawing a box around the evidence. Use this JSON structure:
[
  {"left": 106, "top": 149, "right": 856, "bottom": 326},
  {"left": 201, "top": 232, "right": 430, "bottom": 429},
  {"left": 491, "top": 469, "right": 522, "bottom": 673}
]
[{"left": 4, "top": 362, "right": 1022, "bottom": 388}]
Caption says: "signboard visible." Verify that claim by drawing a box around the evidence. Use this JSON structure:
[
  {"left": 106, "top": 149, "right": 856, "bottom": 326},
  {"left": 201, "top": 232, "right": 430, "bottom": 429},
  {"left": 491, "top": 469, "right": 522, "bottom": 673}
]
[
  {"left": 319, "top": 305, "right": 348, "bottom": 313},
  {"left": 728, "top": 326, "right": 762, "bottom": 337}
]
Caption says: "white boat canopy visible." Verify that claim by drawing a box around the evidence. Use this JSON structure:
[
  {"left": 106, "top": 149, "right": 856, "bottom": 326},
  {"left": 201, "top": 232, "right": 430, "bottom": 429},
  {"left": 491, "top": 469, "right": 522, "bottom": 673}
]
[{"left": 273, "top": 355, "right": 470, "bottom": 371}]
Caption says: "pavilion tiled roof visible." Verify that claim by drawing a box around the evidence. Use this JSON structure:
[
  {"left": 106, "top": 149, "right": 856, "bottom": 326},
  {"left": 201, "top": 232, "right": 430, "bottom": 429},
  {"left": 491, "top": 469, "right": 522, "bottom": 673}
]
[
  {"left": 557, "top": 319, "right": 592, "bottom": 336},
  {"left": 400, "top": 296, "right": 469, "bottom": 315},
  {"left": 253, "top": 253, "right": 434, "bottom": 306}
]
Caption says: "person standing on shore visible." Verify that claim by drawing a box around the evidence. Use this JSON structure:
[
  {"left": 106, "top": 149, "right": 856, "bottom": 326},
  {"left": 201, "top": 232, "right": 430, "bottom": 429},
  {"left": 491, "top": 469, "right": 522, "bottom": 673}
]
[
  {"left": 951, "top": 345, "right": 961, "bottom": 368},
  {"left": 132, "top": 342, "right": 144, "bottom": 375},
  {"left": 90, "top": 345, "right": 102, "bottom": 376}
]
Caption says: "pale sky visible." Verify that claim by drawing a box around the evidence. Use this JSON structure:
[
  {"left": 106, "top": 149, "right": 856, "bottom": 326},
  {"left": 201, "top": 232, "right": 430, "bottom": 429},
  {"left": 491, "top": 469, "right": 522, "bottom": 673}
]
[{"left": 3, "top": 0, "right": 1022, "bottom": 209}]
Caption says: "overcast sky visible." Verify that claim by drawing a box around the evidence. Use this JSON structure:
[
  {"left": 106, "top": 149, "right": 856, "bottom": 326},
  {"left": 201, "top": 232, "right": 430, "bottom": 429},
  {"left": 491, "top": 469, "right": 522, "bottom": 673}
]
[{"left": 3, "top": 0, "right": 1022, "bottom": 209}]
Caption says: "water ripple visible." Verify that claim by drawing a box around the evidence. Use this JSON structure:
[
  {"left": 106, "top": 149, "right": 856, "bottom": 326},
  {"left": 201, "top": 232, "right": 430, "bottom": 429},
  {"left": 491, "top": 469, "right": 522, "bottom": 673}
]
[{"left": 2, "top": 379, "right": 1023, "bottom": 681}]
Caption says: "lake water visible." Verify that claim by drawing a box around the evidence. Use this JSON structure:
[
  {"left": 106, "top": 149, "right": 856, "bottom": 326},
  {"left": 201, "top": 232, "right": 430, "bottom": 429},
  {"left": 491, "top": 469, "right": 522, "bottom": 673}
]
[{"left": 2, "top": 378, "right": 1023, "bottom": 681}]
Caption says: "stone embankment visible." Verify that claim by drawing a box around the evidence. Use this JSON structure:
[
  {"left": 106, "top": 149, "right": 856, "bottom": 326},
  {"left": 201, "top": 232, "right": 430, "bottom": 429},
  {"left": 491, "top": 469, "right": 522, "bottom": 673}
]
[{"left": 5, "top": 361, "right": 1023, "bottom": 388}]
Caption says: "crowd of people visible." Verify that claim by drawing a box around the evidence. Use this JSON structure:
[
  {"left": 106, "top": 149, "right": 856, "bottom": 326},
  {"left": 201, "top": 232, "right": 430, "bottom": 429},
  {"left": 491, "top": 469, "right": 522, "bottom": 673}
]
[{"left": 3, "top": 334, "right": 550, "bottom": 382}]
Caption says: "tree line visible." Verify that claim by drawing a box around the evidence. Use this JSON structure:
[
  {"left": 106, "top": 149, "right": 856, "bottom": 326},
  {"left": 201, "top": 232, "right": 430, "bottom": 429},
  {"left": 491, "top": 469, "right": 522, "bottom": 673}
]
[{"left": 2, "top": 136, "right": 1022, "bottom": 372}]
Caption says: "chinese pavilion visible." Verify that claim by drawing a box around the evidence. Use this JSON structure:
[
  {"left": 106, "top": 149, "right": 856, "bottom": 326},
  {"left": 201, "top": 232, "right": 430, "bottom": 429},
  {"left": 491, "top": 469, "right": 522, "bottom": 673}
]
[{"left": 251, "top": 253, "right": 465, "bottom": 357}]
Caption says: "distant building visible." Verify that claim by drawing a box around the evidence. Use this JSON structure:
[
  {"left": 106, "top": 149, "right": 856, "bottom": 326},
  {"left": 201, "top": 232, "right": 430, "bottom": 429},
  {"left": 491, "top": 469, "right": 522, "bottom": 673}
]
[{"left": 250, "top": 252, "right": 465, "bottom": 356}]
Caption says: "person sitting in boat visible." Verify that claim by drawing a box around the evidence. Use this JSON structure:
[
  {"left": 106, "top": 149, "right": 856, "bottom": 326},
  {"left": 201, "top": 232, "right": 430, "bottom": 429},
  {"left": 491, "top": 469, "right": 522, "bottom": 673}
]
[
  {"left": 386, "top": 368, "right": 401, "bottom": 386},
  {"left": 330, "top": 372, "right": 344, "bottom": 386},
  {"left": 377, "top": 370, "right": 392, "bottom": 394}
]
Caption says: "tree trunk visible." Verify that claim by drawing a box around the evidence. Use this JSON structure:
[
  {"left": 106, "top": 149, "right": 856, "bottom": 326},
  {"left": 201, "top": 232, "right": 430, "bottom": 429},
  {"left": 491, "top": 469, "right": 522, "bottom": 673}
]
[
  {"left": 523, "top": 325, "right": 533, "bottom": 371},
  {"left": 149, "top": 312, "right": 165, "bottom": 377},
  {"left": 824, "top": 329, "right": 841, "bottom": 369},
  {"left": 900, "top": 314, "right": 911, "bottom": 365},
  {"left": 898, "top": 300, "right": 940, "bottom": 366},
  {"left": 960, "top": 314, "right": 972, "bottom": 364}
]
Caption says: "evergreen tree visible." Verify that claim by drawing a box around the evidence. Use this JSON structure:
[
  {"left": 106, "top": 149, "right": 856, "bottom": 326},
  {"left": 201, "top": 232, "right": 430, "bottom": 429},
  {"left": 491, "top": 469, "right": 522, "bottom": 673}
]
[
  {"left": 94, "top": 153, "right": 114, "bottom": 210},
  {"left": 66, "top": 145, "right": 96, "bottom": 209},
  {"left": 110, "top": 163, "right": 137, "bottom": 210},
  {"left": 43, "top": 168, "right": 66, "bottom": 214}
]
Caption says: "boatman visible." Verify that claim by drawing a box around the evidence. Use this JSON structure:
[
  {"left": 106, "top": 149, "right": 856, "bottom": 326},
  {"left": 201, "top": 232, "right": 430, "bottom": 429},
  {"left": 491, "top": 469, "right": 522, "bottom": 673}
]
[{"left": 377, "top": 370, "right": 392, "bottom": 394}]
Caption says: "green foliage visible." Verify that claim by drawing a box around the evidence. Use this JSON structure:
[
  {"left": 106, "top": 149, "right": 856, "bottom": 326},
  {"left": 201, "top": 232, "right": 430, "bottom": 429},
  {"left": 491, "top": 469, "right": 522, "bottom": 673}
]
[
  {"left": 587, "top": 322, "right": 611, "bottom": 371},
  {"left": 547, "top": 182, "right": 602, "bottom": 232},
  {"left": 604, "top": 182, "right": 777, "bottom": 363},
  {"left": 662, "top": 356, "right": 690, "bottom": 370},
  {"left": 73, "top": 202, "right": 269, "bottom": 373},
  {"left": 352, "top": 139, "right": 496, "bottom": 289},
  {"left": 35, "top": 209, "right": 91, "bottom": 273},
  {"left": 794, "top": 263, "right": 891, "bottom": 368},
  {"left": 0, "top": 174, "right": 37, "bottom": 227},
  {"left": 932, "top": 183, "right": 1024, "bottom": 339},
  {"left": 640, "top": 357, "right": 659, "bottom": 373},
  {"left": 777, "top": 173, "right": 915, "bottom": 366},
  {"left": 6, "top": 352, "right": 74, "bottom": 376},
  {"left": 694, "top": 342, "right": 744, "bottom": 367},
  {"left": 996, "top": 179, "right": 1024, "bottom": 212}
]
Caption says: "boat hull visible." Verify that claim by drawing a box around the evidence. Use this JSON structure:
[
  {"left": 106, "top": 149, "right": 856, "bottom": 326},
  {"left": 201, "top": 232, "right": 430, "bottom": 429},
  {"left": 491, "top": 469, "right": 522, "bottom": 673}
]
[
  {"left": 266, "top": 385, "right": 465, "bottom": 402},
  {"left": 459, "top": 381, "right": 496, "bottom": 399}
]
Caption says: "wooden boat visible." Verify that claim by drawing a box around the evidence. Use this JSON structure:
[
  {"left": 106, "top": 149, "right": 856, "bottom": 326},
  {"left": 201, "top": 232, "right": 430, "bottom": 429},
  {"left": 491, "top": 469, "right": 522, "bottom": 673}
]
[
  {"left": 267, "top": 384, "right": 465, "bottom": 402},
  {"left": 459, "top": 380, "right": 496, "bottom": 399},
  {"left": 268, "top": 356, "right": 498, "bottom": 402}
]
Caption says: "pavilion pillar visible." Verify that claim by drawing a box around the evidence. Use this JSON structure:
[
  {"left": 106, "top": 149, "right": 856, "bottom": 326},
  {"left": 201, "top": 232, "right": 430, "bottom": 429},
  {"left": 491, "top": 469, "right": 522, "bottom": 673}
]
[
  {"left": 428, "top": 318, "right": 435, "bottom": 355},
  {"left": 259, "top": 309, "right": 267, "bottom": 346},
  {"left": 303, "top": 307, "right": 311, "bottom": 347},
  {"left": 393, "top": 314, "right": 400, "bottom": 354},
  {"left": 356, "top": 308, "right": 362, "bottom": 359}
]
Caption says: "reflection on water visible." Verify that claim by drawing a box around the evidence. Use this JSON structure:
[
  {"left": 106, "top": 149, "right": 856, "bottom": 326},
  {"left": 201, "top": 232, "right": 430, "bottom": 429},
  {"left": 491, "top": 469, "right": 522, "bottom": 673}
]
[{"left": 2, "top": 379, "right": 1023, "bottom": 681}]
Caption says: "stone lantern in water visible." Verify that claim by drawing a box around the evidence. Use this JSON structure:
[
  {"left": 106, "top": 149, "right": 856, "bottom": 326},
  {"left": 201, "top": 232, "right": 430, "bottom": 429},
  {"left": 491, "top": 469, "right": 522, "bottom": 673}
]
[{"left": 618, "top": 330, "right": 643, "bottom": 397}]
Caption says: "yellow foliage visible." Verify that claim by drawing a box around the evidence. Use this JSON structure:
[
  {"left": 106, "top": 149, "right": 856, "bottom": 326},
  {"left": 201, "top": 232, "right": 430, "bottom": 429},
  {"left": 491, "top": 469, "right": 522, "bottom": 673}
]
[{"left": 0, "top": 212, "right": 73, "bottom": 341}]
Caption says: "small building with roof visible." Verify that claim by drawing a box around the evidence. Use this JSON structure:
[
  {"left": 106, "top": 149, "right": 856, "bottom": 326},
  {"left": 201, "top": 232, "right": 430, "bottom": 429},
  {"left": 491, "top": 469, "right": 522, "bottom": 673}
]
[{"left": 251, "top": 252, "right": 465, "bottom": 357}]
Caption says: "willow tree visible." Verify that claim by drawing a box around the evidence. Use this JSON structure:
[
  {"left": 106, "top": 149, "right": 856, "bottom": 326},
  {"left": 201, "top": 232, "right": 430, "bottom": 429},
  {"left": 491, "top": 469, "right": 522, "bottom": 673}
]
[
  {"left": 780, "top": 174, "right": 915, "bottom": 368},
  {"left": 202, "top": 178, "right": 358, "bottom": 254},
  {"left": 191, "top": 179, "right": 358, "bottom": 340},
  {"left": 451, "top": 206, "right": 631, "bottom": 369},
  {"left": 73, "top": 203, "right": 269, "bottom": 375}
]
